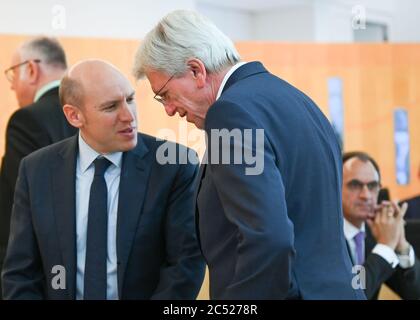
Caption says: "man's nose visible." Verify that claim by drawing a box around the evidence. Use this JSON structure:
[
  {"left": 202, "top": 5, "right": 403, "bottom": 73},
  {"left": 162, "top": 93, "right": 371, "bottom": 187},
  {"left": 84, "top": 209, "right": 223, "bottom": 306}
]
[
  {"left": 359, "top": 185, "right": 372, "bottom": 199},
  {"left": 120, "top": 103, "right": 135, "bottom": 122},
  {"left": 164, "top": 104, "right": 177, "bottom": 117}
]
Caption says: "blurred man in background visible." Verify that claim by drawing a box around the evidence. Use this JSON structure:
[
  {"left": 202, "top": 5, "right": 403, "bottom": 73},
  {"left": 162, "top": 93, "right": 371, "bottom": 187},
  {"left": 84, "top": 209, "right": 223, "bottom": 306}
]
[{"left": 0, "top": 37, "right": 77, "bottom": 295}]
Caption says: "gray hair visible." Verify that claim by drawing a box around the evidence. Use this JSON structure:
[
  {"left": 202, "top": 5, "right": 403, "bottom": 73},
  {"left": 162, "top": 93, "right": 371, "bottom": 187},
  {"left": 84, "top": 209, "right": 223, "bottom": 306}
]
[
  {"left": 20, "top": 36, "right": 67, "bottom": 70},
  {"left": 132, "top": 10, "right": 240, "bottom": 79}
]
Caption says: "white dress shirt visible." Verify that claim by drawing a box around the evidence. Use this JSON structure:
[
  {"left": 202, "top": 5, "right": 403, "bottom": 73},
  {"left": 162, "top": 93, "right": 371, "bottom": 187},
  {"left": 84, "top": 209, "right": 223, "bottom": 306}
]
[
  {"left": 343, "top": 219, "right": 415, "bottom": 269},
  {"left": 34, "top": 80, "right": 61, "bottom": 102},
  {"left": 75, "top": 134, "right": 122, "bottom": 300},
  {"left": 216, "top": 62, "right": 247, "bottom": 100}
]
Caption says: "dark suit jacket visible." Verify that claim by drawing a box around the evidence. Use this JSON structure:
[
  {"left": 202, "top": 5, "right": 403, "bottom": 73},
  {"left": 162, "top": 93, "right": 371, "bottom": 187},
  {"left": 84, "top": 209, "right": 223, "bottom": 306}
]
[
  {"left": 196, "top": 62, "right": 365, "bottom": 300},
  {"left": 401, "top": 195, "right": 420, "bottom": 220},
  {"left": 347, "top": 227, "right": 420, "bottom": 300},
  {"left": 0, "top": 87, "right": 77, "bottom": 284},
  {"left": 1, "top": 134, "right": 205, "bottom": 299}
]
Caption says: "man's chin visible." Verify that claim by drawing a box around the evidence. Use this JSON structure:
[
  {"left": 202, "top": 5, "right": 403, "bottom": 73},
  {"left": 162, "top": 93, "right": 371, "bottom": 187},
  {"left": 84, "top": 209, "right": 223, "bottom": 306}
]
[
  {"left": 119, "top": 136, "right": 138, "bottom": 152},
  {"left": 187, "top": 117, "right": 204, "bottom": 130}
]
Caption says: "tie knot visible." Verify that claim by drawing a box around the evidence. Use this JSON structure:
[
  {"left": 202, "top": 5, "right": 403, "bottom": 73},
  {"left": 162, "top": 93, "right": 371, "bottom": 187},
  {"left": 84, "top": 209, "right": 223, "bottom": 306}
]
[
  {"left": 93, "top": 157, "right": 111, "bottom": 176},
  {"left": 354, "top": 231, "right": 365, "bottom": 244}
]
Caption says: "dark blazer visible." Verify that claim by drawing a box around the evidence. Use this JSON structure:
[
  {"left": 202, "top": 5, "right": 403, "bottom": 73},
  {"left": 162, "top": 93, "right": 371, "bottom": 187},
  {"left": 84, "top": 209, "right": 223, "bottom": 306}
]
[
  {"left": 0, "top": 87, "right": 77, "bottom": 286},
  {"left": 196, "top": 62, "right": 365, "bottom": 300},
  {"left": 401, "top": 195, "right": 420, "bottom": 220},
  {"left": 1, "top": 134, "right": 205, "bottom": 299},
  {"left": 346, "top": 227, "right": 420, "bottom": 300}
]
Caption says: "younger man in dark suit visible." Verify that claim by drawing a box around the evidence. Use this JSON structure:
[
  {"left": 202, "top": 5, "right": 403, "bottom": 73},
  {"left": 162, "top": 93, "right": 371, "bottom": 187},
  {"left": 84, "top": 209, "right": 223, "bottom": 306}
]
[{"left": 1, "top": 59, "right": 205, "bottom": 299}]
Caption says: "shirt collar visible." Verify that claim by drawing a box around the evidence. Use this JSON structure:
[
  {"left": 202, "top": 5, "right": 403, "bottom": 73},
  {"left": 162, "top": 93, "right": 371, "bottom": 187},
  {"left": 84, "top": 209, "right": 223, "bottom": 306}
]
[
  {"left": 343, "top": 218, "right": 366, "bottom": 241},
  {"left": 78, "top": 133, "right": 122, "bottom": 173},
  {"left": 216, "top": 62, "right": 247, "bottom": 100},
  {"left": 34, "top": 80, "right": 61, "bottom": 103}
]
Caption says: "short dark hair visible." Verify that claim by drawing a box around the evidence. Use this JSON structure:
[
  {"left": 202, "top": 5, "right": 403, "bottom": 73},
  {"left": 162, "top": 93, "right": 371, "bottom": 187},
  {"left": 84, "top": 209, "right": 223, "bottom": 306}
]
[
  {"left": 59, "top": 74, "right": 84, "bottom": 107},
  {"left": 342, "top": 151, "right": 381, "bottom": 181},
  {"left": 22, "top": 37, "right": 67, "bottom": 69}
]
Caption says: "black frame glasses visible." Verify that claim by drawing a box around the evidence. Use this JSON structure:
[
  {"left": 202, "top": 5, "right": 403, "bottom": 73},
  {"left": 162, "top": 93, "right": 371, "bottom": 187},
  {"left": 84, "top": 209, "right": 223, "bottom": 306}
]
[
  {"left": 153, "top": 75, "right": 174, "bottom": 105},
  {"left": 4, "top": 59, "right": 41, "bottom": 82}
]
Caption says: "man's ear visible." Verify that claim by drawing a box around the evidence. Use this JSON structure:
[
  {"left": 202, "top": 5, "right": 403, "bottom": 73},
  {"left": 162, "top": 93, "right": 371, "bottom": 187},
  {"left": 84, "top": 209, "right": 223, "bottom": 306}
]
[
  {"left": 63, "top": 104, "right": 84, "bottom": 128},
  {"left": 27, "top": 60, "right": 41, "bottom": 85},
  {"left": 187, "top": 58, "right": 207, "bottom": 88}
]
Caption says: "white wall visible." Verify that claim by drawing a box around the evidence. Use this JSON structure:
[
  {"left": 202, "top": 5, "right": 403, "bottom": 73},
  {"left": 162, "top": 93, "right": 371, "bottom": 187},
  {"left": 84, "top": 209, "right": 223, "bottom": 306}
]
[
  {"left": 390, "top": 0, "right": 420, "bottom": 42},
  {"left": 253, "top": 5, "right": 315, "bottom": 41},
  {"left": 0, "top": 0, "right": 195, "bottom": 38},
  {"left": 0, "top": 0, "right": 419, "bottom": 42},
  {"left": 314, "top": 0, "right": 353, "bottom": 42},
  {"left": 196, "top": 2, "right": 253, "bottom": 40}
]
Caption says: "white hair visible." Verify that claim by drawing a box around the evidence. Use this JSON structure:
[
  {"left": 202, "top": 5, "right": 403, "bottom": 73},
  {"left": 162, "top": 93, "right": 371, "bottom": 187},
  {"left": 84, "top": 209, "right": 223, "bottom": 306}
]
[{"left": 132, "top": 10, "right": 240, "bottom": 79}]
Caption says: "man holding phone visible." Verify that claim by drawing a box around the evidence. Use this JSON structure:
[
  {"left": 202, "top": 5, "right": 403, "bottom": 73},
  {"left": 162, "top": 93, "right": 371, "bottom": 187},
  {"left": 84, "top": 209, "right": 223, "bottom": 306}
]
[{"left": 342, "top": 151, "right": 420, "bottom": 300}]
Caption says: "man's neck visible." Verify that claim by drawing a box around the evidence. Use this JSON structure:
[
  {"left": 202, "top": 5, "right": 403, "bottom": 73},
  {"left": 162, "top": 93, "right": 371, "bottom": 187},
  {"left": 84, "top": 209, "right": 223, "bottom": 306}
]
[
  {"left": 346, "top": 217, "right": 364, "bottom": 229},
  {"left": 208, "top": 68, "right": 230, "bottom": 104}
]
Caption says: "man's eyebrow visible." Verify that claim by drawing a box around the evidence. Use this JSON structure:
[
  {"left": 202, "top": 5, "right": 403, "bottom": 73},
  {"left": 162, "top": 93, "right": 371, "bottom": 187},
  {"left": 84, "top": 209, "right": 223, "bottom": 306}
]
[{"left": 96, "top": 98, "right": 120, "bottom": 109}]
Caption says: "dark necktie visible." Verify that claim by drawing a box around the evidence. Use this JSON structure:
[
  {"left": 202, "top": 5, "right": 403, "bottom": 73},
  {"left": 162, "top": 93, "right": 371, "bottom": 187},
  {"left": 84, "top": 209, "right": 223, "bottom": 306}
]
[{"left": 84, "top": 157, "right": 111, "bottom": 300}]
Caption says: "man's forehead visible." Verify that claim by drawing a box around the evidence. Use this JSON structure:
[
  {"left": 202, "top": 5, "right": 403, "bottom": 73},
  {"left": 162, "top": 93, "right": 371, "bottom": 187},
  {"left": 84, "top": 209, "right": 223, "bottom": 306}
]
[
  {"left": 146, "top": 70, "right": 170, "bottom": 91},
  {"left": 86, "top": 81, "right": 134, "bottom": 103},
  {"left": 343, "top": 158, "right": 379, "bottom": 181}
]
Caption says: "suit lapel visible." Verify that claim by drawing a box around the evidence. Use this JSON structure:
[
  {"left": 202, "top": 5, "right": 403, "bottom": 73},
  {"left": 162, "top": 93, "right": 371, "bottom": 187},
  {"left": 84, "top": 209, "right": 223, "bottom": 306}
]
[
  {"left": 345, "top": 240, "right": 356, "bottom": 266},
  {"left": 51, "top": 136, "right": 78, "bottom": 299},
  {"left": 194, "top": 162, "right": 207, "bottom": 253},
  {"left": 116, "top": 135, "right": 151, "bottom": 297}
]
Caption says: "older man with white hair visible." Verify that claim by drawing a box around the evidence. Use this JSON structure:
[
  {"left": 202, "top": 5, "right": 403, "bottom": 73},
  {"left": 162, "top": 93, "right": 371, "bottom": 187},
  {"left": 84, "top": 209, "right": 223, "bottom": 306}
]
[{"left": 133, "top": 10, "right": 366, "bottom": 300}]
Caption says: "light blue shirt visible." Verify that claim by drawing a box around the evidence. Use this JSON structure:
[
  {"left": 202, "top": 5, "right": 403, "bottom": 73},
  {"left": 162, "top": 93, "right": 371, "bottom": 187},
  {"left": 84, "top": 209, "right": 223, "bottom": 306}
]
[{"left": 75, "top": 133, "right": 122, "bottom": 300}]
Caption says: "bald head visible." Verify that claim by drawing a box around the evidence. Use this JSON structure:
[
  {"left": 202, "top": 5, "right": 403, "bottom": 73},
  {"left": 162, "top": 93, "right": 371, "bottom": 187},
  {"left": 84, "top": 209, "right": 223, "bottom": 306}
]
[
  {"left": 59, "top": 59, "right": 127, "bottom": 108},
  {"left": 60, "top": 59, "right": 137, "bottom": 154}
]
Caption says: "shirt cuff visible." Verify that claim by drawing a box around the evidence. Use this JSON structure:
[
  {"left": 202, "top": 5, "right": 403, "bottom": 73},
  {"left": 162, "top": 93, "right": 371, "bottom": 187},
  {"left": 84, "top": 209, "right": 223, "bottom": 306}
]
[
  {"left": 397, "top": 245, "right": 415, "bottom": 269},
  {"left": 372, "top": 244, "right": 399, "bottom": 268}
]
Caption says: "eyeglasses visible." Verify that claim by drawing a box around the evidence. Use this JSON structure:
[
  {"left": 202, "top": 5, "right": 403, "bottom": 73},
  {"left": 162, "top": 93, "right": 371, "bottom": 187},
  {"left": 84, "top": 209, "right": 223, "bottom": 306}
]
[
  {"left": 4, "top": 59, "right": 41, "bottom": 82},
  {"left": 153, "top": 75, "right": 174, "bottom": 105},
  {"left": 346, "top": 179, "right": 381, "bottom": 193}
]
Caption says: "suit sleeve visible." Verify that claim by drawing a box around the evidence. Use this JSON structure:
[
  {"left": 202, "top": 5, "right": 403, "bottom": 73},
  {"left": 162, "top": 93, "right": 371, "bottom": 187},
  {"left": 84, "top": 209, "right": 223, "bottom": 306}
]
[
  {"left": 1, "top": 158, "right": 45, "bottom": 299},
  {"left": 151, "top": 147, "right": 205, "bottom": 299},
  {"left": 385, "top": 255, "right": 420, "bottom": 299},
  {"left": 0, "top": 109, "right": 50, "bottom": 250},
  {"left": 363, "top": 253, "right": 396, "bottom": 299},
  {"left": 204, "top": 100, "right": 295, "bottom": 299}
]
